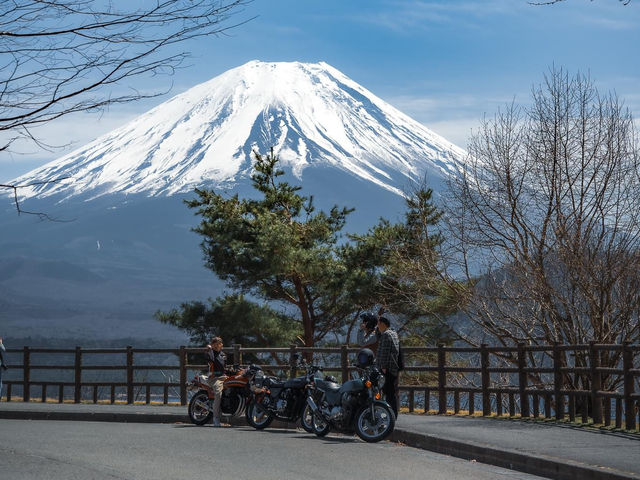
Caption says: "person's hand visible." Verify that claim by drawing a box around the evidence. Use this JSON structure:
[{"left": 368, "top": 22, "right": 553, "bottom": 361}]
[
  {"left": 382, "top": 368, "right": 387, "bottom": 374},
  {"left": 0, "top": 336, "right": 3, "bottom": 343},
  {"left": 359, "top": 323, "right": 366, "bottom": 330}
]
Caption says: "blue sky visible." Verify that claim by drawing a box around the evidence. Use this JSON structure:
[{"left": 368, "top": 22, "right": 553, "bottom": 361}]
[{"left": 2, "top": 0, "right": 639, "bottom": 181}]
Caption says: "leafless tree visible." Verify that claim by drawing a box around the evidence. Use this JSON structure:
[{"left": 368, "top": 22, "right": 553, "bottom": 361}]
[
  {"left": 444, "top": 68, "right": 640, "bottom": 390},
  {"left": 0, "top": 0, "right": 252, "bottom": 215},
  {"left": 530, "top": 0, "right": 631, "bottom": 5},
  {"left": 0, "top": 0, "right": 252, "bottom": 150}
]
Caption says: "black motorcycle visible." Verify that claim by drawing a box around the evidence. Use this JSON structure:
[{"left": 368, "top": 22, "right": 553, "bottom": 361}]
[
  {"left": 245, "top": 354, "right": 326, "bottom": 433},
  {"left": 305, "top": 348, "right": 395, "bottom": 443}
]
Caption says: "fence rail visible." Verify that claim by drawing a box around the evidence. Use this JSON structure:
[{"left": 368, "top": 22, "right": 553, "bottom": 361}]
[{"left": 2, "top": 342, "right": 639, "bottom": 431}]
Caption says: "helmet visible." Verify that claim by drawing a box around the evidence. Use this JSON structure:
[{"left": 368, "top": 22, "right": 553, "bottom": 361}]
[
  {"left": 324, "top": 375, "right": 338, "bottom": 383},
  {"left": 356, "top": 348, "right": 375, "bottom": 368},
  {"left": 360, "top": 312, "right": 378, "bottom": 331}
]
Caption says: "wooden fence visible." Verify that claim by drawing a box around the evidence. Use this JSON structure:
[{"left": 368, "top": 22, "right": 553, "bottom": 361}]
[{"left": 2, "top": 343, "right": 639, "bottom": 430}]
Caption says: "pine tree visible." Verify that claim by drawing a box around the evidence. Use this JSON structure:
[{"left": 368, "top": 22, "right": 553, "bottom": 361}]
[{"left": 185, "top": 149, "right": 355, "bottom": 347}]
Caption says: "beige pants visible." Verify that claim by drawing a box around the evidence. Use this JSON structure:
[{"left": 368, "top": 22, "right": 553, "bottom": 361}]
[{"left": 208, "top": 377, "right": 224, "bottom": 419}]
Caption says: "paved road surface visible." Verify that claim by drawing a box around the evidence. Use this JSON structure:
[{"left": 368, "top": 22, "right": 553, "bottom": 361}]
[{"left": 0, "top": 419, "right": 545, "bottom": 480}]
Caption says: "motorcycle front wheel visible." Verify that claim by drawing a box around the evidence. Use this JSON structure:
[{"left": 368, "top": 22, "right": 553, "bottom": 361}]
[
  {"left": 312, "top": 411, "right": 331, "bottom": 437},
  {"left": 354, "top": 401, "right": 395, "bottom": 443},
  {"left": 188, "top": 391, "right": 213, "bottom": 426},
  {"left": 300, "top": 404, "right": 314, "bottom": 433},
  {"left": 246, "top": 400, "right": 274, "bottom": 429}
]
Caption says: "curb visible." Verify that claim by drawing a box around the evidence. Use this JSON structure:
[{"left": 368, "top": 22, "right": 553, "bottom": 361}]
[
  {"left": 389, "top": 429, "right": 640, "bottom": 480},
  {"left": 2, "top": 408, "right": 639, "bottom": 480}
]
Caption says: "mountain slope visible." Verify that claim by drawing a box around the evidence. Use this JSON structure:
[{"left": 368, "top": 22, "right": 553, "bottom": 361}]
[{"left": 10, "top": 60, "right": 465, "bottom": 200}]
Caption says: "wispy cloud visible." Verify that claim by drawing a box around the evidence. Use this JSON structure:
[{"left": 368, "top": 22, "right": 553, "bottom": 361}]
[
  {"left": 384, "top": 91, "right": 518, "bottom": 147},
  {"left": 354, "top": 0, "right": 523, "bottom": 32},
  {"left": 354, "top": 0, "right": 638, "bottom": 33}
]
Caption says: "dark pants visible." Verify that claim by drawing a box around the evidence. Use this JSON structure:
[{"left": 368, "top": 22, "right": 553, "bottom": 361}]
[{"left": 383, "top": 372, "right": 398, "bottom": 417}]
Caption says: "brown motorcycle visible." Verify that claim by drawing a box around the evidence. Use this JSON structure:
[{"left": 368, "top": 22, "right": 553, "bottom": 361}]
[{"left": 187, "top": 364, "right": 264, "bottom": 425}]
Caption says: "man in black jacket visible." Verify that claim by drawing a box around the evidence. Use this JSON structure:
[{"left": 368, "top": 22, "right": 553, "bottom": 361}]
[
  {"left": 205, "top": 337, "right": 227, "bottom": 427},
  {"left": 375, "top": 318, "right": 400, "bottom": 417}
]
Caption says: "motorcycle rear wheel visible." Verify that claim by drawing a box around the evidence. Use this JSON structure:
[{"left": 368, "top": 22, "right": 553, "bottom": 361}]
[
  {"left": 246, "top": 400, "right": 274, "bottom": 429},
  {"left": 354, "top": 401, "right": 395, "bottom": 443},
  {"left": 188, "top": 391, "right": 213, "bottom": 426}
]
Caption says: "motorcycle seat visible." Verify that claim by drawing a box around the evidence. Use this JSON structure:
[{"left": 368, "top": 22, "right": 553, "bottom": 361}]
[
  {"left": 265, "top": 378, "right": 285, "bottom": 388},
  {"left": 316, "top": 379, "right": 341, "bottom": 392},
  {"left": 284, "top": 377, "right": 306, "bottom": 388}
]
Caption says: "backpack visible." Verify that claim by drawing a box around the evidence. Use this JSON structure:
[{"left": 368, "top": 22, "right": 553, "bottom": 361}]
[{"left": 397, "top": 344, "right": 405, "bottom": 371}]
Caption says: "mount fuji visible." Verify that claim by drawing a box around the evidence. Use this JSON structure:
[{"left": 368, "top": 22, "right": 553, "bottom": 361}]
[{"left": 1, "top": 61, "right": 466, "bottom": 344}]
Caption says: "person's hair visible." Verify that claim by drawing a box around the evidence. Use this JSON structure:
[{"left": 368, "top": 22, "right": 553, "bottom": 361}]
[
  {"left": 361, "top": 313, "right": 378, "bottom": 331},
  {"left": 378, "top": 317, "right": 390, "bottom": 327},
  {"left": 210, "top": 337, "right": 223, "bottom": 345}
]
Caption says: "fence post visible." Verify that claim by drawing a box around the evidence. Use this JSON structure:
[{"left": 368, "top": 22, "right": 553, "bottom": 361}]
[
  {"left": 438, "top": 343, "right": 447, "bottom": 414},
  {"left": 233, "top": 344, "right": 242, "bottom": 367},
  {"left": 126, "top": 346, "right": 134, "bottom": 404},
  {"left": 623, "top": 341, "right": 636, "bottom": 430},
  {"left": 179, "top": 346, "right": 187, "bottom": 406},
  {"left": 481, "top": 344, "right": 491, "bottom": 416},
  {"left": 289, "top": 344, "right": 298, "bottom": 379},
  {"left": 553, "top": 342, "right": 564, "bottom": 420},
  {"left": 23, "top": 346, "right": 30, "bottom": 403},
  {"left": 517, "top": 343, "right": 529, "bottom": 418},
  {"left": 341, "top": 345, "right": 349, "bottom": 382},
  {"left": 74, "top": 346, "right": 82, "bottom": 403},
  {"left": 589, "top": 341, "right": 602, "bottom": 424}
]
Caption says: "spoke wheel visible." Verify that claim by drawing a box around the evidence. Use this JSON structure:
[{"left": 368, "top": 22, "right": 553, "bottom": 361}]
[
  {"left": 312, "top": 411, "right": 330, "bottom": 437},
  {"left": 188, "top": 391, "right": 213, "bottom": 426},
  {"left": 246, "top": 400, "right": 274, "bottom": 429},
  {"left": 300, "top": 404, "right": 314, "bottom": 433}
]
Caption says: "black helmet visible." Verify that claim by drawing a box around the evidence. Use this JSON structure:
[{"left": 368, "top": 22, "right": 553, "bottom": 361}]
[
  {"left": 356, "top": 348, "right": 375, "bottom": 368},
  {"left": 360, "top": 312, "right": 378, "bottom": 331}
]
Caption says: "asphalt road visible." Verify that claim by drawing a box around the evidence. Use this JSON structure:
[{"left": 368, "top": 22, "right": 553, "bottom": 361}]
[{"left": 0, "top": 419, "right": 547, "bottom": 480}]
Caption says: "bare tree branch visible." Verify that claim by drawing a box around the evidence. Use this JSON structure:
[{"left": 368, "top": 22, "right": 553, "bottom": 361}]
[
  {"left": 529, "top": 0, "right": 631, "bottom": 5},
  {"left": 1, "top": 176, "right": 73, "bottom": 220},
  {"left": 0, "top": 1, "right": 254, "bottom": 151}
]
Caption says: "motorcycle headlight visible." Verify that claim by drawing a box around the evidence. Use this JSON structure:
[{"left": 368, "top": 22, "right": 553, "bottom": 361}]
[{"left": 377, "top": 373, "right": 386, "bottom": 389}]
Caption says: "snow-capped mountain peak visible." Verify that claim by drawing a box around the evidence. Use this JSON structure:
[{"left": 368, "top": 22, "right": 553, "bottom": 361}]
[{"left": 10, "top": 60, "right": 466, "bottom": 200}]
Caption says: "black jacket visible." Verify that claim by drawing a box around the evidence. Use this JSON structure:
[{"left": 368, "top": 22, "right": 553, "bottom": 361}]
[{"left": 206, "top": 349, "right": 226, "bottom": 376}]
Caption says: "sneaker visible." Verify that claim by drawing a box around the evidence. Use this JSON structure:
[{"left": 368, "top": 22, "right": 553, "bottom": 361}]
[{"left": 212, "top": 417, "right": 221, "bottom": 427}]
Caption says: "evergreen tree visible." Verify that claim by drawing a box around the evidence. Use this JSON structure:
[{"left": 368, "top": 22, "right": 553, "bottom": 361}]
[
  {"left": 186, "top": 149, "right": 356, "bottom": 347},
  {"left": 168, "top": 149, "right": 460, "bottom": 348}
]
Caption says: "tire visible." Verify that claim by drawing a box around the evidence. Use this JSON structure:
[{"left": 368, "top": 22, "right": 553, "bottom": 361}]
[
  {"left": 354, "top": 401, "right": 395, "bottom": 443},
  {"left": 188, "top": 391, "right": 213, "bottom": 426},
  {"left": 246, "top": 400, "right": 274, "bottom": 430},
  {"left": 300, "top": 404, "right": 314, "bottom": 433},
  {"left": 312, "top": 410, "right": 331, "bottom": 437}
]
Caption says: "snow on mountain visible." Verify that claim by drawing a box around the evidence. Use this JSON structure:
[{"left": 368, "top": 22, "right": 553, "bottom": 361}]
[{"left": 10, "top": 60, "right": 465, "bottom": 200}]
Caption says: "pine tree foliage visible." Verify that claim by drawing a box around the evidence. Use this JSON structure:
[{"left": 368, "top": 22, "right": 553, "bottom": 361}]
[
  {"left": 155, "top": 294, "right": 300, "bottom": 347},
  {"left": 175, "top": 149, "right": 460, "bottom": 347}
]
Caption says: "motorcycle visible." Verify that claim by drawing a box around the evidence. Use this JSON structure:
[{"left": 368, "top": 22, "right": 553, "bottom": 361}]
[
  {"left": 245, "top": 354, "right": 327, "bottom": 433},
  {"left": 305, "top": 348, "right": 395, "bottom": 443},
  {"left": 187, "top": 364, "right": 264, "bottom": 425}
]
